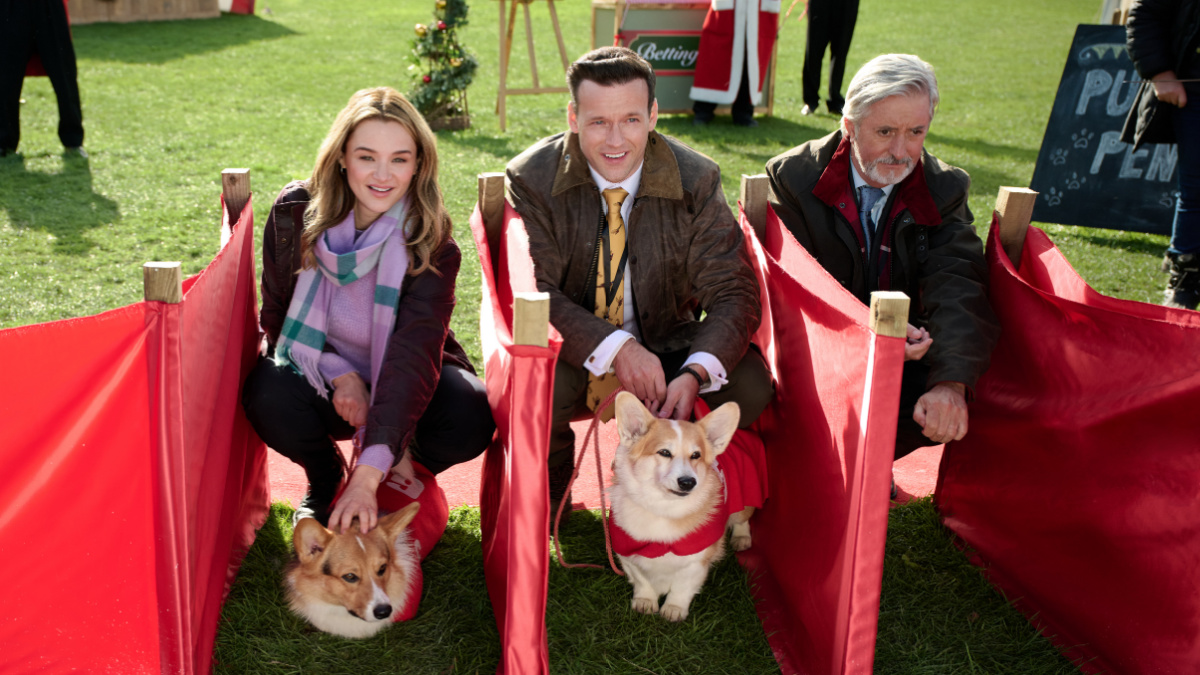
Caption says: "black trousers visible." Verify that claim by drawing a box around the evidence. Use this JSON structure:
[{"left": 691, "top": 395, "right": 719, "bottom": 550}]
[
  {"left": 802, "top": 0, "right": 859, "bottom": 112},
  {"left": 548, "top": 345, "right": 774, "bottom": 468},
  {"left": 1, "top": 0, "right": 84, "bottom": 151},
  {"left": 894, "top": 359, "right": 937, "bottom": 460},
  {"left": 692, "top": 43, "right": 755, "bottom": 125},
  {"left": 242, "top": 357, "right": 495, "bottom": 496}
]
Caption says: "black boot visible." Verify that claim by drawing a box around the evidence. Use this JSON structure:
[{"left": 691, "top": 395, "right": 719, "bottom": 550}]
[
  {"left": 1163, "top": 251, "right": 1200, "bottom": 310},
  {"left": 294, "top": 453, "right": 345, "bottom": 528}
]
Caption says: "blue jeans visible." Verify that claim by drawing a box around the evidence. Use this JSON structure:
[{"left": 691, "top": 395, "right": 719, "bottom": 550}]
[{"left": 1168, "top": 96, "right": 1200, "bottom": 255}]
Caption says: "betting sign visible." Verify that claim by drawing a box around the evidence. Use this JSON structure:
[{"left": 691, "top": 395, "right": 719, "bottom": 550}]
[{"left": 1030, "top": 24, "right": 1179, "bottom": 235}]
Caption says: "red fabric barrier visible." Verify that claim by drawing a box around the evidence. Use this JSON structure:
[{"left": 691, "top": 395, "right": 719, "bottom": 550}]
[
  {"left": 0, "top": 198, "right": 268, "bottom": 674},
  {"left": 936, "top": 219, "right": 1200, "bottom": 674},
  {"left": 471, "top": 202, "right": 561, "bottom": 675},
  {"left": 738, "top": 206, "right": 905, "bottom": 675},
  {"left": 228, "top": 0, "right": 255, "bottom": 14}
]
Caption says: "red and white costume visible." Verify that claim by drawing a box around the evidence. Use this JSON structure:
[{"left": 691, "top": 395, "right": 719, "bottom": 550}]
[
  {"left": 610, "top": 425, "right": 768, "bottom": 559},
  {"left": 689, "top": 0, "right": 782, "bottom": 106}
]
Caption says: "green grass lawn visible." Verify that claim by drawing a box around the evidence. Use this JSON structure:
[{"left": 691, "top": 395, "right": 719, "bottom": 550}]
[{"left": 0, "top": 0, "right": 1140, "bottom": 671}]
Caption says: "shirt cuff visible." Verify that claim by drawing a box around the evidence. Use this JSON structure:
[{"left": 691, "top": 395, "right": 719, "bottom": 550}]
[
  {"left": 357, "top": 444, "right": 395, "bottom": 475},
  {"left": 319, "top": 352, "right": 357, "bottom": 388},
  {"left": 584, "top": 330, "right": 636, "bottom": 377},
  {"left": 684, "top": 352, "right": 727, "bottom": 394}
]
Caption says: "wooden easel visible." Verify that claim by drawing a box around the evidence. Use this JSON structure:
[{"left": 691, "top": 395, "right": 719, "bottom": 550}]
[{"left": 496, "top": 0, "right": 571, "bottom": 131}]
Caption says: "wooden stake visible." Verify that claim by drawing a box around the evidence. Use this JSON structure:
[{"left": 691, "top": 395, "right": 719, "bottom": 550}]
[
  {"left": 869, "top": 291, "right": 910, "bottom": 339},
  {"left": 995, "top": 187, "right": 1038, "bottom": 269},
  {"left": 513, "top": 291, "right": 550, "bottom": 348},
  {"left": 739, "top": 173, "right": 769, "bottom": 241},
  {"left": 478, "top": 171, "right": 506, "bottom": 250},
  {"left": 144, "top": 262, "right": 183, "bottom": 304},
  {"left": 222, "top": 168, "right": 250, "bottom": 228}
]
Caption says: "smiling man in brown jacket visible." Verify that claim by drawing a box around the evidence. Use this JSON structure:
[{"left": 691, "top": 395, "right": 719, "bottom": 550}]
[
  {"left": 506, "top": 47, "right": 772, "bottom": 507},
  {"left": 767, "top": 54, "right": 1000, "bottom": 467}
]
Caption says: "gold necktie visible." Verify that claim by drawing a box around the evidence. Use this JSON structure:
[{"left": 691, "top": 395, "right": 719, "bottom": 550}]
[{"left": 587, "top": 187, "right": 628, "bottom": 420}]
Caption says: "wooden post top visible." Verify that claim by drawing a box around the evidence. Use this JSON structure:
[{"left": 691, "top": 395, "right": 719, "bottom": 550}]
[
  {"left": 143, "top": 262, "right": 183, "bottom": 304},
  {"left": 513, "top": 291, "right": 550, "bottom": 348},
  {"left": 739, "top": 174, "right": 769, "bottom": 242},
  {"left": 869, "top": 291, "right": 910, "bottom": 339},
  {"left": 995, "top": 186, "right": 1038, "bottom": 270}
]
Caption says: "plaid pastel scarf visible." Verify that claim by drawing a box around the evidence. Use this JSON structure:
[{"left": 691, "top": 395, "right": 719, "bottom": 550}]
[{"left": 275, "top": 198, "right": 411, "bottom": 401}]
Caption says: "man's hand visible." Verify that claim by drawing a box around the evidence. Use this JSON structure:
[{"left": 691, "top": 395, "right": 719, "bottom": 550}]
[
  {"left": 658, "top": 364, "right": 706, "bottom": 420},
  {"left": 913, "top": 382, "right": 969, "bottom": 444},
  {"left": 331, "top": 372, "right": 369, "bottom": 427},
  {"left": 1152, "top": 70, "right": 1188, "bottom": 108},
  {"left": 612, "top": 341, "right": 667, "bottom": 411},
  {"left": 905, "top": 324, "right": 932, "bottom": 362},
  {"left": 329, "top": 465, "right": 384, "bottom": 535}
]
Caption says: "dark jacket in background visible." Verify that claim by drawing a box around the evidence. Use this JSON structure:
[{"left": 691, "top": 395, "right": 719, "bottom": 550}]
[
  {"left": 766, "top": 130, "right": 999, "bottom": 391},
  {"left": 259, "top": 181, "right": 474, "bottom": 455},
  {"left": 506, "top": 130, "right": 762, "bottom": 371},
  {"left": 1121, "top": 0, "right": 1200, "bottom": 149}
]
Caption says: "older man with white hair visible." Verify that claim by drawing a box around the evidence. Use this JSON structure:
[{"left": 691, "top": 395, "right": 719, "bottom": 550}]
[{"left": 766, "top": 54, "right": 999, "bottom": 472}]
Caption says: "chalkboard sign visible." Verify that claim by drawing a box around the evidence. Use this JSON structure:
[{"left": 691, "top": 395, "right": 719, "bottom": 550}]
[{"left": 1030, "top": 24, "right": 1179, "bottom": 235}]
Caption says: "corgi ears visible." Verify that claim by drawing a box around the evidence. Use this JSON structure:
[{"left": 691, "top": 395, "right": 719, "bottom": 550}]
[
  {"left": 294, "top": 518, "right": 333, "bottom": 563},
  {"left": 697, "top": 401, "right": 740, "bottom": 456},
  {"left": 615, "top": 391, "right": 656, "bottom": 444},
  {"left": 378, "top": 502, "right": 420, "bottom": 543}
]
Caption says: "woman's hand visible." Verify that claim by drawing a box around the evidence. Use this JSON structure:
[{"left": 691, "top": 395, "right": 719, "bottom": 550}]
[
  {"left": 329, "top": 465, "right": 384, "bottom": 534},
  {"left": 1152, "top": 70, "right": 1188, "bottom": 108},
  {"left": 331, "top": 371, "right": 369, "bottom": 427}
]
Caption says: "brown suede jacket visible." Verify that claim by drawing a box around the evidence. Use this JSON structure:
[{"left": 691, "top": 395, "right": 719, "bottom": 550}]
[
  {"left": 766, "top": 130, "right": 999, "bottom": 391},
  {"left": 506, "top": 130, "right": 761, "bottom": 371},
  {"left": 259, "top": 180, "right": 474, "bottom": 457}
]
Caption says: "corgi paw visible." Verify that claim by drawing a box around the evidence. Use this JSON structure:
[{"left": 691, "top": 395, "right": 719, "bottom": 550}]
[
  {"left": 660, "top": 604, "right": 689, "bottom": 622},
  {"left": 730, "top": 534, "right": 752, "bottom": 551},
  {"left": 631, "top": 597, "right": 658, "bottom": 615}
]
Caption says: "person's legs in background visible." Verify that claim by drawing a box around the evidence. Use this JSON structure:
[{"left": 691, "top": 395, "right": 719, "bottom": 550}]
[
  {"left": 32, "top": 0, "right": 83, "bottom": 153},
  {"left": 1165, "top": 100, "right": 1200, "bottom": 309},
  {"left": 0, "top": 0, "right": 36, "bottom": 155},
  {"left": 824, "top": 0, "right": 859, "bottom": 115},
  {"left": 801, "top": 0, "right": 831, "bottom": 115}
]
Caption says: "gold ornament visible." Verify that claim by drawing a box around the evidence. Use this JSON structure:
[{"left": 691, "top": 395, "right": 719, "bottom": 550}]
[
  {"left": 450, "top": 57, "right": 463, "bottom": 67},
  {"left": 415, "top": 23, "right": 427, "bottom": 37},
  {"left": 436, "top": 0, "right": 446, "bottom": 8}
]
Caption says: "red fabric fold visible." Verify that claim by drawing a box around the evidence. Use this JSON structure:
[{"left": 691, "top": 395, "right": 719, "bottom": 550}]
[
  {"left": 472, "top": 201, "right": 561, "bottom": 675},
  {"left": 736, "top": 205, "right": 904, "bottom": 675},
  {"left": 0, "top": 195, "right": 267, "bottom": 674},
  {"left": 936, "top": 217, "right": 1200, "bottom": 674}
]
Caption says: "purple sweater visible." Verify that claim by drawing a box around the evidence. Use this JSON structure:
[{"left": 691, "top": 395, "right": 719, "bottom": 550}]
[{"left": 317, "top": 267, "right": 395, "bottom": 474}]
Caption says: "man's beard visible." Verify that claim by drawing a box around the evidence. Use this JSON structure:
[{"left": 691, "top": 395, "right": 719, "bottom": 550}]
[{"left": 854, "top": 145, "right": 915, "bottom": 186}]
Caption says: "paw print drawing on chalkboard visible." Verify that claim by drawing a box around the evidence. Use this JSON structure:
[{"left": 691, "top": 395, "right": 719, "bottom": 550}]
[
  {"left": 1050, "top": 148, "right": 1069, "bottom": 165},
  {"left": 1064, "top": 173, "right": 1087, "bottom": 190},
  {"left": 1071, "top": 129, "right": 1095, "bottom": 149},
  {"left": 1045, "top": 187, "right": 1063, "bottom": 207},
  {"left": 1161, "top": 191, "right": 1180, "bottom": 208}
]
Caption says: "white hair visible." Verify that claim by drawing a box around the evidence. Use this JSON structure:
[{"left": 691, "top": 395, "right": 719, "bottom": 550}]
[{"left": 842, "top": 54, "right": 939, "bottom": 123}]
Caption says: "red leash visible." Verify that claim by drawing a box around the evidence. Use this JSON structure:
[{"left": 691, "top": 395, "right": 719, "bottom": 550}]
[{"left": 552, "top": 388, "right": 626, "bottom": 577}]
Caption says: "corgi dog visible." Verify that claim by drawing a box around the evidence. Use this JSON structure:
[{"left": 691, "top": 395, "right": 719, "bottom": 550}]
[
  {"left": 286, "top": 502, "right": 421, "bottom": 639},
  {"left": 609, "top": 392, "right": 755, "bottom": 623}
]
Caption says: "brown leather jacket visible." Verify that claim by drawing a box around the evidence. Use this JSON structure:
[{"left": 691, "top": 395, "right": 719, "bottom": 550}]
[
  {"left": 506, "top": 131, "right": 761, "bottom": 371},
  {"left": 766, "top": 131, "right": 999, "bottom": 391},
  {"left": 259, "top": 180, "right": 474, "bottom": 456}
]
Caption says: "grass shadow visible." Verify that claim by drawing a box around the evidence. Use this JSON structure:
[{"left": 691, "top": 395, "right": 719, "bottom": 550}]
[
  {"left": 1068, "top": 229, "right": 1167, "bottom": 257},
  {"left": 73, "top": 13, "right": 298, "bottom": 64},
  {"left": 0, "top": 154, "right": 120, "bottom": 254}
]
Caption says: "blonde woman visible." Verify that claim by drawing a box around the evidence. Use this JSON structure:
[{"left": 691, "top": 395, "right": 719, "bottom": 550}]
[{"left": 243, "top": 87, "right": 493, "bottom": 534}]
